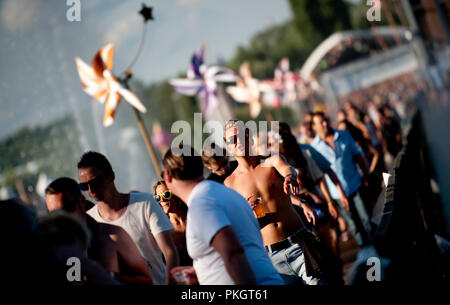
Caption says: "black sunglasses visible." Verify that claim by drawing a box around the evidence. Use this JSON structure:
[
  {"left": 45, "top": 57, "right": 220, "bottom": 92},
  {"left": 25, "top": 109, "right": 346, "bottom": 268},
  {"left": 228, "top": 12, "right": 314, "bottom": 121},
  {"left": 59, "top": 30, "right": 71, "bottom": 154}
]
[
  {"left": 78, "top": 174, "right": 104, "bottom": 191},
  {"left": 225, "top": 132, "right": 249, "bottom": 145},
  {"left": 154, "top": 190, "right": 172, "bottom": 203}
]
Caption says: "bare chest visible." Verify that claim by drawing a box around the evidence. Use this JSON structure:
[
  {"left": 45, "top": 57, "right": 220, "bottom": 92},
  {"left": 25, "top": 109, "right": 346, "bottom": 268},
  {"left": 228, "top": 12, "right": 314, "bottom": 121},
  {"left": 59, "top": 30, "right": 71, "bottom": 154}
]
[{"left": 228, "top": 166, "right": 281, "bottom": 200}]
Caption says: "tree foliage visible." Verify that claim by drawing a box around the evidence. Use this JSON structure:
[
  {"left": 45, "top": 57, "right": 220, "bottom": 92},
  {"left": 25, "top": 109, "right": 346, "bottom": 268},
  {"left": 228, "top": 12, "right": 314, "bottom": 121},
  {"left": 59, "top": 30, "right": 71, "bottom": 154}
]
[{"left": 288, "top": 0, "right": 352, "bottom": 47}]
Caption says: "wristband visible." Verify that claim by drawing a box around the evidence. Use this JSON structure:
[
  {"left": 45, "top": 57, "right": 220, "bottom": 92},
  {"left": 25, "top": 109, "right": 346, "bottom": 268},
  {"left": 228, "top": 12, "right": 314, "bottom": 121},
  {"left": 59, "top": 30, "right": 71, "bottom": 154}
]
[{"left": 327, "top": 201, "right": 333, "bottom": 206}]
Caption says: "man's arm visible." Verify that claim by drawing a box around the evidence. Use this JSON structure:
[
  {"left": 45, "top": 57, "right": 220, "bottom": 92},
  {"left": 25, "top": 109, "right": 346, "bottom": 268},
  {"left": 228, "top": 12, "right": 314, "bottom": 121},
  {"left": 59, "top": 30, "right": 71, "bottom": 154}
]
[
  {"left": 290, "top": 193, "right": 316, "bottom": 226},
  {"left": 263, "top": 154, "right": 299, "bottom": 195},
  {"left": 325, "top": 169, "right": 350, "bottom": 211},
  {"left": 113, "top": 227, "right": 153, "bottom": 284},
  {"left": 367, "top": 144, "right": 380, "bottom": 174},
  {"left": 155, "top": 230, "right": 180, "bottom": 284},
  {"left": 318, "top": 178, "right": 339, "bottom": 219},
  {"left": 210, "top": 226, "right": 256, "bottom": 285}
]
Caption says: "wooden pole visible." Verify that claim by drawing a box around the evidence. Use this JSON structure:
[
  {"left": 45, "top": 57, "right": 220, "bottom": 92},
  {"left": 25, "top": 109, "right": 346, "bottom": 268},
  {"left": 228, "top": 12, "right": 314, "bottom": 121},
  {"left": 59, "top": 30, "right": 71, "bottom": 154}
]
[
  {"left": 382, "top": 1, "right": 403, "bottom": 46},
  {"left": 132, "top": 107, "right": 162, "bottom": 176},
  {"left": 263, "top": 107, "right": 274, "bottom": 123}
]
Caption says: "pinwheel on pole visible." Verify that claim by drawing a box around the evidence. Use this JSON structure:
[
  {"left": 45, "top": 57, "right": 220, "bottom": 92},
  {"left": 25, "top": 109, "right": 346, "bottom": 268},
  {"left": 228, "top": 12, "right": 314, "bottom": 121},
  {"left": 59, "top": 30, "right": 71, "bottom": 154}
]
[
  {"left": 74, "top": 4, "right": 162, "bottom": 176},
  {"left": 226, "top": 61, "right": 274, "bottom": 121},
  {"left": 169, "top": 45, "right": 237, "bottom": 115},
  {"left": 265, "top": 57, "right": 303, "bottom": 106}
]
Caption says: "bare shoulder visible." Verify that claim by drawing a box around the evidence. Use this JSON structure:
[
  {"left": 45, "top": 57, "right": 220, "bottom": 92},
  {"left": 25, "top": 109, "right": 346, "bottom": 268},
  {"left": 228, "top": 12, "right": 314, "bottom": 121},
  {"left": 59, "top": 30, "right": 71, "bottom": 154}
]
[
  {"left": 224, "top": 172, "right": 236, "bottom": 187},
  {"left": 260, "top": 153, "right": 291, "bottom": 170},
  {"left": 263, "top": 153, "right": 286, "bottom": 164},
  {"left": 99, "top": 223, "right": 126, "bottom": 241}
]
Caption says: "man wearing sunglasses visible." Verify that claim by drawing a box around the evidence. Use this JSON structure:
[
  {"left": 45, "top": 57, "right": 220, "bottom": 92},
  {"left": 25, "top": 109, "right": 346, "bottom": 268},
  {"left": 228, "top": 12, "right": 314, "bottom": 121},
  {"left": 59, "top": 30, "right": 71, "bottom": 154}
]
[
  {"left": 223, "top": 120, "right": 328, "bottom": 285},
  {"left": 78, "top": 151, "right": 179, "bottom": 285}
]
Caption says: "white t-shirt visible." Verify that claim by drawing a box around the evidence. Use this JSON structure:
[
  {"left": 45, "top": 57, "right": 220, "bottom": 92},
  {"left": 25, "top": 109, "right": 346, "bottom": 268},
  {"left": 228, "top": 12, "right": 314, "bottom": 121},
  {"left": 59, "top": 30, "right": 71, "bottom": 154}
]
[
  {"left": 87, "top": 192, "right": 174, "bottom": 285},
  {"left": 186, "top": 180, "right": 283, "bottom": 285}
]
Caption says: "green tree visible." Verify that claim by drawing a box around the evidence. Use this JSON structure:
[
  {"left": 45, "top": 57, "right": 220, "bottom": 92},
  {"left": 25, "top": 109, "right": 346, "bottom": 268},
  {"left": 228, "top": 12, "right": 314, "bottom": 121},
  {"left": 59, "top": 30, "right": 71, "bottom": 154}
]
[{"left": 288, "top": 0, "right": 352, "bottom": 47}]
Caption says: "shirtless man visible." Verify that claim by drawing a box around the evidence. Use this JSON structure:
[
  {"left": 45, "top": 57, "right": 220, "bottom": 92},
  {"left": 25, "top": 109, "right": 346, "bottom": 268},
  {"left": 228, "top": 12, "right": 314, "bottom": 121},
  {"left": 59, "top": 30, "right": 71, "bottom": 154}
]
[
  {"left": 45, "top": 177, "right": 153, "bottom": 284},
  {"left": 223, "top": 120, "right": 326, "bottom": 285}
]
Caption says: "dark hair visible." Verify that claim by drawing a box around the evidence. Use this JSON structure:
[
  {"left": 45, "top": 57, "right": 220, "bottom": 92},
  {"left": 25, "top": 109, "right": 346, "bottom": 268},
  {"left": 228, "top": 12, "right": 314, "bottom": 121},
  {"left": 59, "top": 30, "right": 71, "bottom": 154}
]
[
  {"left": 77, "top": 151, "right": 113, "bottom": 176},
  {"left": 338, "top": 120, "right": 364, "bottom": 144},
  {"left": 278, "top": 122, "right": 292, "bottom": 134},
  {"left": 162, "top": 145, "right": 204, "bottom": 181},
  {"left": 0, "top": 199, "right": 38, "bottom": 284},
  {"left": 37, "top": 211, "right": 90, "bottom": 250},
  {"left": 311, "top": 111, "right": 327, "bottom": 121},
  {"left": 278, "top": 130, "right": 315, "bottom": 191},
  {"left": 45, "top": 177, "right": 81, "bottom": 213}
]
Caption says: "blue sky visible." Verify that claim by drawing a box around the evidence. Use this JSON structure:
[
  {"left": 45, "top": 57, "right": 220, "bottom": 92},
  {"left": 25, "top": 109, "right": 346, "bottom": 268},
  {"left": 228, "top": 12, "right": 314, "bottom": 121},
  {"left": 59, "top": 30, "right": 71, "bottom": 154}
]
[{"left": 0, "top": 0, "right": 292, "bottom": 140}]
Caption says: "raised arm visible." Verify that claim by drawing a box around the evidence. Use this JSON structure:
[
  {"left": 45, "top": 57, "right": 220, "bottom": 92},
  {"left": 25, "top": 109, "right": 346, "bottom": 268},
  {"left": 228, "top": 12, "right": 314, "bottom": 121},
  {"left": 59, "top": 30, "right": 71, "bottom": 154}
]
[
  {"left": 210, "top": 226, "right": 256, "bottom": 285},
  {"left": 263, "top": 154, "right": 299, "bottom": 195}
]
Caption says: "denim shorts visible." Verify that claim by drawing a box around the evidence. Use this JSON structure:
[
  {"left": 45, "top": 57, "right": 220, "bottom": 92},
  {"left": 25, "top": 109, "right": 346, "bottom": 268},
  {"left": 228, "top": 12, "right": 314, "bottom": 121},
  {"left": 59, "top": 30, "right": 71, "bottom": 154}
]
[{"left": 268, "top": 241, "right": 326, "bottom": 285}]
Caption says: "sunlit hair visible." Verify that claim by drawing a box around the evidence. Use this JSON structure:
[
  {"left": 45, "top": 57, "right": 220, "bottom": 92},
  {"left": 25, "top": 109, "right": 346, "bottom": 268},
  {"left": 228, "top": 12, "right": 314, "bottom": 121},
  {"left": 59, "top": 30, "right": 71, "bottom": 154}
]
[
  {"left": 224, "top": 119, "right": 241, "bottom": 131},
  {"left": 223, "top": 119, "right": 250, "bottom": 142},
  {"left": 152, "top": 180, "right": 167, "bottom": 197}
]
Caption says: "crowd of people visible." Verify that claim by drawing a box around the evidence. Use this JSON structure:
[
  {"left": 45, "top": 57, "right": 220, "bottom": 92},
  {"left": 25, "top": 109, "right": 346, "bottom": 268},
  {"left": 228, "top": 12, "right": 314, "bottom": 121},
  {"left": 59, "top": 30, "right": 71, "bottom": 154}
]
[{"left": 1, "top": 83, "right": 413, "bottom": 285}]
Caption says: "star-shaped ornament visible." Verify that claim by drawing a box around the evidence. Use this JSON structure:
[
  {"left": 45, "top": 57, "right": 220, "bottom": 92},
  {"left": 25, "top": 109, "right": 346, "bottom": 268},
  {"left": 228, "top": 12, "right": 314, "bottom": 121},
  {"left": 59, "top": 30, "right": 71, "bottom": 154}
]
[{"left": 139, "top": 4, "right": 154, "bottom": 22}]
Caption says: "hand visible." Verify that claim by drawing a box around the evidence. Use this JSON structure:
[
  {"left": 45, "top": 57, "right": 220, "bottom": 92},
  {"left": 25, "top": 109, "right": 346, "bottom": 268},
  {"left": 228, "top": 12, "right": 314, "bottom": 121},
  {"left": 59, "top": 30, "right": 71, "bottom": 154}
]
[
  {"left": 327, "top": 201, "right": 339, "bottom": 219},
  {"left": 340, "top": 194, "right": 350, "bottom": 211},
  {"left": 363, "top": 175, "right": 370, "bottom": 188},
  {"left": 301, "top": 202, "right": 316, "bottom": 226},
  {"left": 170, "top": 266, "right": 198, "bottom": 285},
  {"left": 283, "top": 174, "right": 299, "bottom": 195}
]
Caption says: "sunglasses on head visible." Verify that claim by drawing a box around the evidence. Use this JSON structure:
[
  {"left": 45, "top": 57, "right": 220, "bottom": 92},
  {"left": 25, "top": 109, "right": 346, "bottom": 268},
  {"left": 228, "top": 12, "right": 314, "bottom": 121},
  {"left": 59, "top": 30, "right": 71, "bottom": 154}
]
[
  {"left": 154, "top": 190, "right": 172, "bottom": 203},
  {"left": 78, "top": 174, "right": 104, "bottom": 191}
]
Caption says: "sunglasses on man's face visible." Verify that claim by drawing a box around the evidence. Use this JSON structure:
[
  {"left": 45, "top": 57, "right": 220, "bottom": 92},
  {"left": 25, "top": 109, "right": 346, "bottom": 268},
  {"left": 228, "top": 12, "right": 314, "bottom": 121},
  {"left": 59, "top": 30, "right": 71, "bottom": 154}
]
[
  {"left": 225, "top": 132, "right": 249, "bottom": 145},
  {"left": 78, "top": 174, "right": 104, "bottom": 191},
  {"left": 154, "top": 190, "right": 172, "bottom": 203}
]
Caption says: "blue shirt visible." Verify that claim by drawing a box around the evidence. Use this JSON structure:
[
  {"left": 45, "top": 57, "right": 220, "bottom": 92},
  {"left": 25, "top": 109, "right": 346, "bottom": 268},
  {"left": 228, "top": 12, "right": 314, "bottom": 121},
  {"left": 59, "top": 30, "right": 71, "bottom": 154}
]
[{"left": 311, "top": 129, "right": 363, "bottom": 199}]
